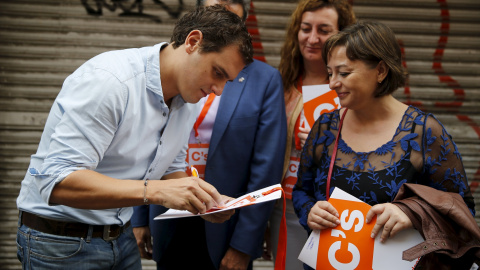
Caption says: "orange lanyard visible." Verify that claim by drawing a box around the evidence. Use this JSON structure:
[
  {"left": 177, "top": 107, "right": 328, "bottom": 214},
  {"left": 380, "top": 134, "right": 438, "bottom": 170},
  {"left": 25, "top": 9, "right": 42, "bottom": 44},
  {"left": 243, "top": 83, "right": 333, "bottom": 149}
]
[
  {"left": 193, "top": 93, "right": 216, "bottom": 138},
  {"left": 297, "top": 75, "right": 303, "bottom": 94},
  {"left": 294, "top": 76, "right": 303, "bottom": 150}
]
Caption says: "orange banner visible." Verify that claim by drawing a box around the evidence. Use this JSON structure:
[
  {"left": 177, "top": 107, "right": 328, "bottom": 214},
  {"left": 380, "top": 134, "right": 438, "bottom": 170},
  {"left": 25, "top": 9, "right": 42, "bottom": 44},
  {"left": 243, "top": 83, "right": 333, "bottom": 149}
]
[
  {"left": 303, "top": 89, "right": 340, "bottom": 129},
  {"left": 282, "top": 156, "right": 300, "bottom": 199},
  {"left": 317, "top": 198, "right": 376, "bottom": 270}
]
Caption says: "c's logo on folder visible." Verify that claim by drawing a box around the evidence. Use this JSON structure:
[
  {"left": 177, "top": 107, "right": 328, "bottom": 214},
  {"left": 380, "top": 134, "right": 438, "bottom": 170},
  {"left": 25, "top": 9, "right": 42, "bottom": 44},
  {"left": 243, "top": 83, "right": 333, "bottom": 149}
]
[
  {"left": 317, "top": 199, "right": 376, "bottom": 270},
  {"left": 303, "top": 88, "right": 340, "bottom": 129}
]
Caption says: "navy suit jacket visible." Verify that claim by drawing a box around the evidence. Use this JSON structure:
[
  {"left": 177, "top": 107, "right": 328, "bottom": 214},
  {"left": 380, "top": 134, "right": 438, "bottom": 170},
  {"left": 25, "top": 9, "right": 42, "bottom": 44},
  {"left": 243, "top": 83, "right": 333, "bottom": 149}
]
[{"left": 131, "top": 59, "right": 287, "bottom": 268}]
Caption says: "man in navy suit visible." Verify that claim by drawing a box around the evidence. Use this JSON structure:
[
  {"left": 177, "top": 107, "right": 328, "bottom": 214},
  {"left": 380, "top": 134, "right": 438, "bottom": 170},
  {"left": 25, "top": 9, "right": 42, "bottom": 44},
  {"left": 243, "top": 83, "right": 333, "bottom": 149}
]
[{"left": 131, "top": 1, "right": 286, "bottom": 269}]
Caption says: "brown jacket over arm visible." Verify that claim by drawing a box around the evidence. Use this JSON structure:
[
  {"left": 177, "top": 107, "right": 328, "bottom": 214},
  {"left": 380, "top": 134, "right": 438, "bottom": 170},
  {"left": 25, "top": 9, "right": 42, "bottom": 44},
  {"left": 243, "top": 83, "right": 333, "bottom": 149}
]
[{"left": 392, "top": 183, "right": 480, "bottom": 269}]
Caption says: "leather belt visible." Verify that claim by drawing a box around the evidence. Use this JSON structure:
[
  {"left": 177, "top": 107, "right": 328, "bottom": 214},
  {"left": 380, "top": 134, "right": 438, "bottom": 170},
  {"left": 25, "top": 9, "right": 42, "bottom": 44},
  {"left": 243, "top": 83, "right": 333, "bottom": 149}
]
[{"left": 20, "top": 211, "right": 130, "bottom": 241}]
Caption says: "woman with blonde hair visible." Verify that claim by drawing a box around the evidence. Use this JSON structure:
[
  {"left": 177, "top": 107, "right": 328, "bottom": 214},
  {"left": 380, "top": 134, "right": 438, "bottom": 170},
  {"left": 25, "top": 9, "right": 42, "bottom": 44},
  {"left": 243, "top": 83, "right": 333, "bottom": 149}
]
[{"left": 268, "top": 0, "right": 355, "bottom": 269}]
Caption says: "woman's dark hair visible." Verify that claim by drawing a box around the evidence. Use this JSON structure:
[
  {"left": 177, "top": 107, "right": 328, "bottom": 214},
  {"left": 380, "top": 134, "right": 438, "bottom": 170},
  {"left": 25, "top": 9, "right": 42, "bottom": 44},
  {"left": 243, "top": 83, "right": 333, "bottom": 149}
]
[{"left": 322, "top": 20, "right": 407, "bottom": 97}]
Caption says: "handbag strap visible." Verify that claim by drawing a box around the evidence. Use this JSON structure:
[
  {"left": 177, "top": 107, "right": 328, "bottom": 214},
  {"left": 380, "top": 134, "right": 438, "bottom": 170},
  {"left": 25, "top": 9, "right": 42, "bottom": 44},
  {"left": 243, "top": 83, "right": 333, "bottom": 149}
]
[{"left": 326, "top": 108, "right": 348, "bottom": 200}]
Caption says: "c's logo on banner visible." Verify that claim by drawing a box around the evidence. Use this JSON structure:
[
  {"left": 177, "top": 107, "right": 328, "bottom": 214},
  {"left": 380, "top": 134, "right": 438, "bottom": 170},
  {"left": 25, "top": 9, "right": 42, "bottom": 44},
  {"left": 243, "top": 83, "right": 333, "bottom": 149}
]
[
  {"left": 186, "top": 143, "right": 209, "bottom": 179},
  {"left": 282, "top": 157, "right": 300, "bottom": 199},
  {"left": 303, "top": 90, "right": 340, "bottom": 129},
  {"left": 190, "top": 150, "right": 207, "bottom": 162},
  {"left": 317, "top": 198, "right": 376, "bottom": 270}
]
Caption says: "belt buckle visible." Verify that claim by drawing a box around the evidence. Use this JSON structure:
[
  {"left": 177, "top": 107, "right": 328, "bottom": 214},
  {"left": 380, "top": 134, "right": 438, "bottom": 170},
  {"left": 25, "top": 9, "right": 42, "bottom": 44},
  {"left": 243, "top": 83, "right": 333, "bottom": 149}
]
[{"left": 102, "top": 225, "right": 119, "bottom": 241}]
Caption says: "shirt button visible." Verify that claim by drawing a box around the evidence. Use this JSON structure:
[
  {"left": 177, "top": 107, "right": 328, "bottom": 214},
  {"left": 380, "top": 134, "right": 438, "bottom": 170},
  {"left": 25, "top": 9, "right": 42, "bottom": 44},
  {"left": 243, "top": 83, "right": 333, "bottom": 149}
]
[
  {"left": 159, "top": 141, "right": 162, "bottom": 145},
  {"left": 163, "top": 112, "right": 166, "bottom": 117},
  {"left": 148, "top": 168, "right": 152, "bottom": 173}
]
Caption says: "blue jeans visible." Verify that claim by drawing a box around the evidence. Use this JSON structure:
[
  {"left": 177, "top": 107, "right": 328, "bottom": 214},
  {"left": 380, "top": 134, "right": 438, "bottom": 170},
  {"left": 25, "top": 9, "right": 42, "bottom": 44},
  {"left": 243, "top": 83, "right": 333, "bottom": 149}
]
[{"left": 16, "top": 223, "right": 141, "bottom": 270}]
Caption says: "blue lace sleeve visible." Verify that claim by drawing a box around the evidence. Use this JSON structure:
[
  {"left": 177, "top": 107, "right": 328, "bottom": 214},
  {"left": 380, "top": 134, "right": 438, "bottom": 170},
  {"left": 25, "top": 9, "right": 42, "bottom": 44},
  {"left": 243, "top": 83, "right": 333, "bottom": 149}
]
[
  {"left": 422, "top": 113, "right": 475, "bottom": 216},
  {"left": 292, "top": 112, "right": 334, "bottom": 232}
]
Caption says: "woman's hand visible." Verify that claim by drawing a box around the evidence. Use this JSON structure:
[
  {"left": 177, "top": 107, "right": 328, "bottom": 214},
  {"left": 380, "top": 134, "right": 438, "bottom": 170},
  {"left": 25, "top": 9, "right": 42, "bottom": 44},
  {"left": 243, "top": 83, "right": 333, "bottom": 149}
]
[
  {"left": 307, "top": 201, "right": 340, "bottom": 230},
  {"left": 366, "top": 203, "right": 413, "bottom": 243},
  {"left": 298, "top": 126, "right": 311, "bottom": 148}
]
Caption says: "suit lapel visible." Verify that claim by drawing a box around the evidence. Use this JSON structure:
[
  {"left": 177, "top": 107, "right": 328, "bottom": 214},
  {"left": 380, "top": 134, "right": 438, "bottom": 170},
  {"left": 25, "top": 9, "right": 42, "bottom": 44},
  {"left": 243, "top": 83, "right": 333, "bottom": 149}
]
[{"left": 208, "top": 70, "right": 248, "bottom": 158}]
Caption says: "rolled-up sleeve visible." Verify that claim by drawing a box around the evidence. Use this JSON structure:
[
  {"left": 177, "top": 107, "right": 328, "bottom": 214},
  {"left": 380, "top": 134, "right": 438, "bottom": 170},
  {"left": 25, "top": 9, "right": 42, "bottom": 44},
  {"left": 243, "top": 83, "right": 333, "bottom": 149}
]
[{"left": 31, "top": 68, "right": 127, "bottom": 205}]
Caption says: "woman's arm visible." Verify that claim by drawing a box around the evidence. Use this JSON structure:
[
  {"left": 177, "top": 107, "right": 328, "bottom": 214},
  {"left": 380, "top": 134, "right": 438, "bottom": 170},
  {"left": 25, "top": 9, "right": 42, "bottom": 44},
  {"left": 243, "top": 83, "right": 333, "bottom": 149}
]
[
  {"left": 293, "top": 113, "right": 335, "bottom": 232},
  {"left": 422, "top": 114, "right": 475, "bottom": 214}
]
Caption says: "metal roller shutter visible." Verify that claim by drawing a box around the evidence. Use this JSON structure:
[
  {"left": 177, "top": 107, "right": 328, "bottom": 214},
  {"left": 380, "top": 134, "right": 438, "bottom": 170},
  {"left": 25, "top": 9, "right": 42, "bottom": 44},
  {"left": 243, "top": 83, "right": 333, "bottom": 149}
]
[
  {"left": 0, "top": 0, "right": 478, "bottom": 269},
  {"left": 252, "top": 0, "right": 480, "bottom": 220}
]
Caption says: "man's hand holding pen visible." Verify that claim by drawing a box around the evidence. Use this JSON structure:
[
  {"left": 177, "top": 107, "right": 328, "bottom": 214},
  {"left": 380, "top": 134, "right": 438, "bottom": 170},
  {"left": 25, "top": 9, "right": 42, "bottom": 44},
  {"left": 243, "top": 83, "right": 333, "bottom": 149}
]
[
  {"left": 190, "top": 166, "right": 235, "bottom": 223},
  {"left": 202, "top": 194, "right": 235, "bottom": 223},
  {"left": 146, "top": 167, "right": 226, "bottom": 215}
]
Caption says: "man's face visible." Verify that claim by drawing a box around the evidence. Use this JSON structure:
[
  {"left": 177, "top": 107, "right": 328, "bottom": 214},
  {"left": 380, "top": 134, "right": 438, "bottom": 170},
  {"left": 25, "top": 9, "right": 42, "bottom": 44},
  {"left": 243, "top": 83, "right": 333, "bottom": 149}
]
[
  {"left": 179, "top": 44, "right": 245, "bottom": 103},
  {"left": 204, "top": 0, "right": 244, "bottom": 19}
]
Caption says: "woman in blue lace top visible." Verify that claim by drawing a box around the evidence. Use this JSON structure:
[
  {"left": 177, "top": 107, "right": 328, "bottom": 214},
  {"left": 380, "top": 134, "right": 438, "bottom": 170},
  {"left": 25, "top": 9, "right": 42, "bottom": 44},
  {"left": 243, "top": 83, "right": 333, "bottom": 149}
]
[{"left": 292, "top": 21, "right": 475, "bottom": 244}]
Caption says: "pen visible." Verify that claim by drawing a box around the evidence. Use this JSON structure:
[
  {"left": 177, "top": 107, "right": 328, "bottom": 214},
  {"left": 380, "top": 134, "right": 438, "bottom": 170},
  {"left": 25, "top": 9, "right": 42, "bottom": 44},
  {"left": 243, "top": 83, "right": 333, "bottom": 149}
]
[
  {"left": 190, "top": 165, "right": 225, "bottom": 208},
  {"left": 190, "top": 165, "right": 199, "bottom": 178}
]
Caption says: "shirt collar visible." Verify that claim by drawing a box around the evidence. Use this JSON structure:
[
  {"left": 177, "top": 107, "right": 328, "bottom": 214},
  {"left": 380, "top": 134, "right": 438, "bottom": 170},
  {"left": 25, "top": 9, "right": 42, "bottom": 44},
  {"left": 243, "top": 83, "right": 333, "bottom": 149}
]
[
  {"left": 146, "top": 42, "right": 186, "bottom": 109},
  {"left": 145, "top": 42, "right": 167, "bottom": 97}
]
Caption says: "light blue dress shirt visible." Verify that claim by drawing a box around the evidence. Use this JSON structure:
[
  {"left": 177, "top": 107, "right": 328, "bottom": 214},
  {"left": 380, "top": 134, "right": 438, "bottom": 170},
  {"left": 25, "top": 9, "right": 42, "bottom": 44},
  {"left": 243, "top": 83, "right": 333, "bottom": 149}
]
[{"left": 17, "top": 43, "right": 201, "bottom": 225}]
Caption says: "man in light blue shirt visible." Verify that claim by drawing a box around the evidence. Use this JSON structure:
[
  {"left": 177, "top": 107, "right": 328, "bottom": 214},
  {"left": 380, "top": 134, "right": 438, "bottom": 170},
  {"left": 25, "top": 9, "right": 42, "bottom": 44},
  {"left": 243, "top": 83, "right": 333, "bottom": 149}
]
[
  {"left": 132, "top": 1, "right": 287, "bottom": 270},
  {"left": 16, "top": 5, "right": 253, "bottom": 270}
]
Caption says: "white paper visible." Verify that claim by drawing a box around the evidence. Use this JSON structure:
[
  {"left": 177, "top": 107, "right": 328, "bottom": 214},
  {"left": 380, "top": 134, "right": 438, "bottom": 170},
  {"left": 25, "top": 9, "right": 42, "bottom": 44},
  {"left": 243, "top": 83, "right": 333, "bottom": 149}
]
[
  {"left": 298, "top": 229, "right": 320, "bottom": 268},
  {"left": 372, "top": 228, "right": 423, "bottom": 269},
  {"left": 154, "top": 184, "right": 282, "bottom": 220},
  {"left": 302, "top": 85, "right": 332, "bottom": 103},
  {"left": 298, "top": 187, "right": 423, "bottom": 269}
]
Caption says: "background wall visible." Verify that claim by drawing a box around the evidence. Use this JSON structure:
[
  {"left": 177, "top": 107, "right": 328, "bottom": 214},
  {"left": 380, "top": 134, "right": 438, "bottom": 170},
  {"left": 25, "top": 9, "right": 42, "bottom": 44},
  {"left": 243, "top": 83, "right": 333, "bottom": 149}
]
[{"left": 0, "top": 0, "right": 479, "bottom": 269}]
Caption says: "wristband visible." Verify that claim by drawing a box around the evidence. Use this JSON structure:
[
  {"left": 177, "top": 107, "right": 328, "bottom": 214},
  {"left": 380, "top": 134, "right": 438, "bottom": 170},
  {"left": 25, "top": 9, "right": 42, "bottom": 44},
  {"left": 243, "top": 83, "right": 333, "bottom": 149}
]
[{"left": 143, "top": 179, "right": 149, "bottom": 205}]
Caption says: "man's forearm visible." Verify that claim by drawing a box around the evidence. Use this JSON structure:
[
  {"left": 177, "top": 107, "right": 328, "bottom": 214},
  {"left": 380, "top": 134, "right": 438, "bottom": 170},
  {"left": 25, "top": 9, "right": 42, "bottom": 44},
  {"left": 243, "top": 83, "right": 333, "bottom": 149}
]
[
  {"left": 50, "top": 169, "right": 144, "bottom": 209},
  {"left": 50, "top": 169, "right": 223, "bottom": 214}
]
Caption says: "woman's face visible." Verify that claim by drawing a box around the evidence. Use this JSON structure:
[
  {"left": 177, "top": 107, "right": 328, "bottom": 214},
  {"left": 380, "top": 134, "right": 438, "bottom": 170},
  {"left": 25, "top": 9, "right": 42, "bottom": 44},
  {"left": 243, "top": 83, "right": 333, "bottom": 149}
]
[
  {"left": 297, "top": 7, "right": 339, "bottom": 63},
  {"left": 327, "top": 46, "right": 385, "bottom": 110}
]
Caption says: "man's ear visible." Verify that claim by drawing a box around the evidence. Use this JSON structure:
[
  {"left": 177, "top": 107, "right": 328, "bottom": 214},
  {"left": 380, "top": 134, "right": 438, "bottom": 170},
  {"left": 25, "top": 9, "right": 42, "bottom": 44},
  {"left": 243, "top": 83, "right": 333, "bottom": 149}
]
[
  {"left": 376, "top": 60, "right": 389, "bottom": 83},
  {"left": 185, "top": 30, "right": 203, "bottom": 54}
]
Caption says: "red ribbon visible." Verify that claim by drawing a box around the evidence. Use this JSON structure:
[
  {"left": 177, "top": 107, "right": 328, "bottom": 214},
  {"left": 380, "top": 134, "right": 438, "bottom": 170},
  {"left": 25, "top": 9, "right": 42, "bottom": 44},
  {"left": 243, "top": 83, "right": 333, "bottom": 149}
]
[{"left": 274, "top": 188, "right": 287, "bottom": 270}]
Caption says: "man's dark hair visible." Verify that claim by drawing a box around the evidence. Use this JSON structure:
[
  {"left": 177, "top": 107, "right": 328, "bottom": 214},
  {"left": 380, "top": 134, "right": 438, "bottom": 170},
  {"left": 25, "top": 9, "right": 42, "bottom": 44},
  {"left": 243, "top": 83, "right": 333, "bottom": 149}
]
[
  {"left": 171, "top": 5, "right": 253, "bottom": 65},
  {"left": 196, "top": 0, "right": 250, "bottom": 22}
]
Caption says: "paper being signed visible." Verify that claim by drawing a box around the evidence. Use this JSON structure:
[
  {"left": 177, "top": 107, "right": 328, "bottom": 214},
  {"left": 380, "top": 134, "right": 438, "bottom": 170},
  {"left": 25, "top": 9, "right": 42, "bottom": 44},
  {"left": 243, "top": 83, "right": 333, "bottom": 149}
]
[{"left": 154, "top": 184, "right": 282, "bottom": 220}]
